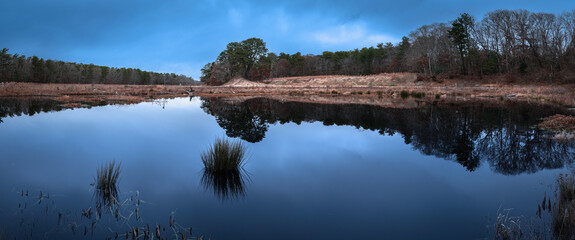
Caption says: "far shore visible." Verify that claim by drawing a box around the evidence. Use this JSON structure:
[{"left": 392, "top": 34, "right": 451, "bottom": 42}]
[
  {"left": 191, "top": 73, "right": 575, "bottom": 108},
  {"left": 0, "top": 82, "right": 192, "bottom": 104},
  {"left": 1, "top": 73, "right": 575, "bottom": 108}
]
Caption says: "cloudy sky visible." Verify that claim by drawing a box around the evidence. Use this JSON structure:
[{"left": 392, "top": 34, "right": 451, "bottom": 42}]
[{"left": 1, "top": 0, "right": 574, "bottom": 79}]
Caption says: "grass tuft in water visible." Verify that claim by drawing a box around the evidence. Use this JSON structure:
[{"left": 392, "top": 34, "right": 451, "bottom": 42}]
[
  {"left": 201, "top": 137, "right": 247, "bottom": 172},
  {"left": 201, "top": 137, "right": 249, "bottom": 201},
  {"left": 94, "top": 160, "right": 121, "bottom": 207}
]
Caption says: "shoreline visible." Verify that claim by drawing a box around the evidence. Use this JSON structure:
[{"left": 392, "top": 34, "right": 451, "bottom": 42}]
[
  {"left": 1, "top": 74, "right": 574, "bottom": 108},
  {"left": 190, "top": 74, "right": 575, "bottom": 108},
  {"left": 0, "top": 78, "right": 574, "bottom": 134},
  {"left": 0, "top": 82, "right": 192, "bottom": 104}
]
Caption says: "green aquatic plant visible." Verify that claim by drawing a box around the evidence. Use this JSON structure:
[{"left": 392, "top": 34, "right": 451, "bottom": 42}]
[
  {"left": 201, "top": 137, "right": 247, "bottom": 172},
  {"left": 94, "top": 160, "right": 121, "bottom": 207}
]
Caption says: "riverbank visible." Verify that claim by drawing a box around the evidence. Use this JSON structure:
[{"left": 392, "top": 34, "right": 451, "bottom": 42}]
[
  {"left": 191, "top": 73, "right": 575, "bottom": 108},
  {"left": 1, "top": 73, "right": 575, "bottom": 109},
  {"left": 0, "top": 82, "right": 192, "bottom": 104}
]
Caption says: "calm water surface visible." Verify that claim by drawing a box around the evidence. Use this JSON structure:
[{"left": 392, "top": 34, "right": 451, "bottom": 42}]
[{"left": 0, "top": 97, "right": 574, "bottom": 239}]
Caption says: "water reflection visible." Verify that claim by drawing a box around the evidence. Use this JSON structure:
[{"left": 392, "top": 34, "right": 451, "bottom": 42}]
[
  {"left": 0, "top": 97, "right": 136, "bottom": 123},
  {"left": 0, "top": 97, "right": 65, "bottom": 123},
  {"left": 199, "top": 137, "right": 250, "bottom": 201},
  {"left": 93, "top": 161, "right": 121, "bottom": 208},
  {"left": 202, "top": 97, "right": 575, "bottom": 175},
  {"left": 201, "top": 100, "right": 268, "bottom": 143},
  {"left": 201, "top": 168, "right": 248, "bottom": 201}
]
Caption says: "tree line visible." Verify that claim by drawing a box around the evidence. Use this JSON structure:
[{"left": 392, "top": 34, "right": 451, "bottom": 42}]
[
  {"left": 0, "top": 48, "right": 195, "bottom": 85},
  {"left": 202, "top": 9, "right": 575, "bottom": 85}
]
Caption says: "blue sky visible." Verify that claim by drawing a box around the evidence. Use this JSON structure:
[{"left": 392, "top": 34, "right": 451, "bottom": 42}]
[{"left": 1, "top": 0, "right": 574, "bottom": 79}]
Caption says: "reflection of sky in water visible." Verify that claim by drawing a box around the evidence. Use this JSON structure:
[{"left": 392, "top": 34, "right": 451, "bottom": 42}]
[{"left": 0, "top": 97, "right": 565, "bottom": 239}]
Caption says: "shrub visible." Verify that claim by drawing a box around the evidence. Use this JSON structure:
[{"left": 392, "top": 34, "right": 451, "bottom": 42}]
[
  {"left": 400, "top": 90, "right": 409, "bottom": 99},
  {"left": 410, "top": 91, "right": 425, "bottom": 98}
]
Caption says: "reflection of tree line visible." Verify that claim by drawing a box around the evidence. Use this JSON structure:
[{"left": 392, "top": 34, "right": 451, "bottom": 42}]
[
  {"left": 0, "top": 98, "right": 130, "bottom": 123},
  {"left": 0, "top": 98, "right": 65, "bottom": 123},
  {"left": 202, "top": 97, "right": 575, "bottom": 175}
]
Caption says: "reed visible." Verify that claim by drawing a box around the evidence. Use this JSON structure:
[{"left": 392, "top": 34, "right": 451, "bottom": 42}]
[
  {"left": 553, "top": 173, "right": 575, "bottom": 239},
  {"left": 94, "top": 160, "right": 121, "bottom": 206},
  {"left": 493, "top": 208, "right": 523, "bottom": 239},
  {"left": 201, "top": 137, "right": 247, "bottom": 172}
]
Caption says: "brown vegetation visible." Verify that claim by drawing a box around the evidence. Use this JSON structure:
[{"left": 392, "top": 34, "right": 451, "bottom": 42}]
[
  {"left": 192, "top": 73, "right": 575, "bottom": 107},
  {"left": 539, "top": 114, "right": 575, "bottom": 132},
  {"left": 0, "top": 82, "right": 192, "bottom": 104}
]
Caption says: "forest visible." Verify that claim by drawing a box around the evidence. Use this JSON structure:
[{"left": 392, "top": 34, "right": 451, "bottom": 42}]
[
  {"left": 0, "top": 48, "right": 195, "bottom": 85},
  {"left": 202, "top": 9, "right": 575, "bottom": 85}
]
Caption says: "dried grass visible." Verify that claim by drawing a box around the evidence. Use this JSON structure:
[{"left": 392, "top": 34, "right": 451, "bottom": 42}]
[
  {"left": 0, "top": 82, "right": 190, "bottom": 104},
  {"left": 539, "top": 114, "right": 575, "bottom": 132},
  {"left": 553, "top": 173, "right": 575, "bottom": 239},
  {"left": 201, "top": 137, "right": 247, "bottom": 172}
]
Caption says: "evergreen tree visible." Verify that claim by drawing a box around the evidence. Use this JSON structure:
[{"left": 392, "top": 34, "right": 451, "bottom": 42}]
[{"left": 448, "top": 13, "right": 474, "bottom": 75}]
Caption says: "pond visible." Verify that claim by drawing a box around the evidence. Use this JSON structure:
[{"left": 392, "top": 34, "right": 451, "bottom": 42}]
[{"left": 0, "top": 97, "right": 574, "bottom": 239}]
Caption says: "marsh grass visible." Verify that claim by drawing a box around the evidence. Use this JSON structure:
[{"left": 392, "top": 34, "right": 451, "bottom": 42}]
[
  {"left": 201, "top": 137, "right": 249, "bottom": 201},
  {"left": 201, "top": 137, "right": 247, "bottom": 172},
  {"left": 491, "top": 171, "right": 575, "bottom": 240},
  {"left": 13, "top": 188, "right": 199, "bottom": 240},
  {"left": 553, "top": 173, "right": 575, "bottom": 239},
  {"left": 494, "top": 208, "right": 524, "bottom": 239},
  {"left": 94, "top": 160, "right": 121, "bottom": 207}
]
